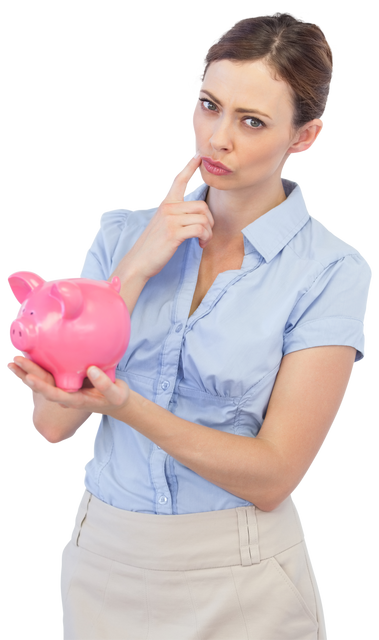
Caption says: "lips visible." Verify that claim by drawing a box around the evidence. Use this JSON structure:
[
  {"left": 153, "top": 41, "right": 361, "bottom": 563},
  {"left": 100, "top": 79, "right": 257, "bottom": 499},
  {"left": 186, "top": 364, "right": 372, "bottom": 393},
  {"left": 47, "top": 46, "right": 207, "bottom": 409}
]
[{"left": 201, "top": 156, "right": 232, "bottom": 172}]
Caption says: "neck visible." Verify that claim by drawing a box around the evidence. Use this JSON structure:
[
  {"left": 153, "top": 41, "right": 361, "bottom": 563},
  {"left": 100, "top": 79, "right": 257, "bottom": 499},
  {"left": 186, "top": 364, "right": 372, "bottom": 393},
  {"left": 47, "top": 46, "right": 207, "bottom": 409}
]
[{"left": 206, "top": 174, "right": 287, "bottom": 241}]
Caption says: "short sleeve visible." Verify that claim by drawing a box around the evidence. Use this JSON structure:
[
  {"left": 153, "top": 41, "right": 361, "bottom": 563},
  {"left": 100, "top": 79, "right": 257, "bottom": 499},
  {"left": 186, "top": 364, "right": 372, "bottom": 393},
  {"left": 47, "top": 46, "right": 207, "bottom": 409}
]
[
  {"left": 283, "top": 253, "right": 372, "bottom": 362},
  {"left": 80, "top": 210, "right": 129, "bottom": 281}
]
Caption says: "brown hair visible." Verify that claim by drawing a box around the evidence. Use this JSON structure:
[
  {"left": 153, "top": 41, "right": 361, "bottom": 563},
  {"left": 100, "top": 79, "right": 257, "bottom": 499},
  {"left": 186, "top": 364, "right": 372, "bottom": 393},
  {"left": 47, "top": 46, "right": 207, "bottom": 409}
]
[{"left": 202, "top": 13, "right": 333, "bottom": 129}]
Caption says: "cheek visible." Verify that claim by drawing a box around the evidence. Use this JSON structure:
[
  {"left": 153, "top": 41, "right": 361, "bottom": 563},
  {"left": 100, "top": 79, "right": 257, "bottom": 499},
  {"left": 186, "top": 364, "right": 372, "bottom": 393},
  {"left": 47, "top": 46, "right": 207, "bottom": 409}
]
[
  {"left": 242, "top": 132, "right": 290, "bottom": 166},
  {"left": 193, "top": 108, "right": 201, "bottom": 136},
  {"left": 190, "top": 107, "right": 195, "bottom": 133},
  {"left": 191, "top": 102, "right": 214, "bottom": 141}
]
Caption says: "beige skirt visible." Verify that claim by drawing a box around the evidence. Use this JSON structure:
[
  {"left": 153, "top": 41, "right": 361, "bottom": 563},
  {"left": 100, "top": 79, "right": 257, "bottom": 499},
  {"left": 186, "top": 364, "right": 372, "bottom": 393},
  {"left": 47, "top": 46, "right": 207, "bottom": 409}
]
[{"left": 61, "top": 490, "right": 326, "bottom": 640}]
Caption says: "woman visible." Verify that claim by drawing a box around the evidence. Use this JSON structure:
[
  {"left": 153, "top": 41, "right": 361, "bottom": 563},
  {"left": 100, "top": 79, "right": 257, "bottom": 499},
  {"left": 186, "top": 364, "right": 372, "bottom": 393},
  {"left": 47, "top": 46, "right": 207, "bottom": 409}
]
[{"left": 8, "top": 13, "right": 371, "bottom": 640}]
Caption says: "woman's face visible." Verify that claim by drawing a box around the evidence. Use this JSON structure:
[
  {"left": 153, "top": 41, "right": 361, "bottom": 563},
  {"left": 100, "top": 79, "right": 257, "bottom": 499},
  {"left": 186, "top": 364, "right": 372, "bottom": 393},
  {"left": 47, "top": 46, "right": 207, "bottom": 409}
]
[{"left": 193, "top": 59, "right": 302, "bottom": 191}]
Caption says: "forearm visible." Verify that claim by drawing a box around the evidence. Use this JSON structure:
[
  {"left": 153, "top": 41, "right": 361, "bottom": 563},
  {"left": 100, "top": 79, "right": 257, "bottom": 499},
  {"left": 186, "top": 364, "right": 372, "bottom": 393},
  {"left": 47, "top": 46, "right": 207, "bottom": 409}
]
[
  {"left": 30, "top": 391, "right": 92, "bottom": 445},
  {"left": 108, "top": 253, "right": 149, "bottom": 316},
  {"left": 111, "top": 390, "right": 285, "bottom": 511}
]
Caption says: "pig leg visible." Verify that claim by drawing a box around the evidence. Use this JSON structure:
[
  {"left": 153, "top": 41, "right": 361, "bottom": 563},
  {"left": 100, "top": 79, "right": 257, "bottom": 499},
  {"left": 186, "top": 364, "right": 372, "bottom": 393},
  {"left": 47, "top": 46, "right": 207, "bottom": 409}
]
[
  {"left": 103, "top": 366, "right": 116, "bottom": 383},
  {"left": 54, "top": 372, "right": 85, "bottom": 392}
]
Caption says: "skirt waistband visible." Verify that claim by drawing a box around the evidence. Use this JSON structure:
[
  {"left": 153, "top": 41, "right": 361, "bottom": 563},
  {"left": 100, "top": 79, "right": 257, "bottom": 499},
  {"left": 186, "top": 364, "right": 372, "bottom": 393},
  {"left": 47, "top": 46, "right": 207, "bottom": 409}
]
[{"left": 72, "top": 490, "right": 305, "bottom": 571}]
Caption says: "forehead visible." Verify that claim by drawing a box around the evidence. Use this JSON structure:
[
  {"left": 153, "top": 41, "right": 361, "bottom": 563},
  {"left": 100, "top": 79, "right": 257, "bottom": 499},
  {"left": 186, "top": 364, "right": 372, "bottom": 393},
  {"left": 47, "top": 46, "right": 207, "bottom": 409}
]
[{"left": 201, "top": 59, "right": 294, "bottom": 116}]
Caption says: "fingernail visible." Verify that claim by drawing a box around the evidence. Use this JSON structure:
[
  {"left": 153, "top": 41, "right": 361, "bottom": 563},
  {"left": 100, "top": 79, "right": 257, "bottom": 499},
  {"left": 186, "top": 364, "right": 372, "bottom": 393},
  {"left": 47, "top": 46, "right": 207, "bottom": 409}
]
[
  {"left": 27, "top": 378, "right": 35, "bottom": 387},
  {"left": 88, "top": 366, "right": 100, "bottom": 380},
  {"left": 194, "top": 152, "right": 201, "bottom": 158}
]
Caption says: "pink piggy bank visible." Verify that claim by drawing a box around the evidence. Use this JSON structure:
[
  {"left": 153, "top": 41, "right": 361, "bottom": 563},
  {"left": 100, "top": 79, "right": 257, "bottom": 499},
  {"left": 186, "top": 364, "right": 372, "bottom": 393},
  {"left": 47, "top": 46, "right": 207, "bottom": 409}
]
[{"left": 9, "top": 271, "right": 131, "bottom": 392}]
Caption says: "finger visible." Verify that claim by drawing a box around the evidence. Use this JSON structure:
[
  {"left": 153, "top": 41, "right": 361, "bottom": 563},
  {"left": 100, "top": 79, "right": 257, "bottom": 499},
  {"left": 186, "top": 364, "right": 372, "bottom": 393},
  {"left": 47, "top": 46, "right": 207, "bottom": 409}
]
[
  {"left": 6, "top": 360, "right": 26, "bottom": 379},
  {"left": 5, "top": 361, "right": 21, "bottom": 379},
  {"left": 26, "top": 374, "right": 105, "bottom": 413},
  {"left": 164, "top": 154, "right": 202, "bottom": 204},
  {"left": 8, "top": 362, "right": 27, "bottom": 382},
  {"left": 87, "top": 367, "right": 127, "bottom": 407},
  {"left": 11, "top": 351, "right": 29, "bottom": 366},
  {"left": 12, "top": 356, "right": 38, "bottom": 375},
  {"left": 20, "top": 372, "right": 84, "bottom": 407},
  {"left": 5, "top": 362, "right": 20, "bottom": 380},
  {"left": 11, "top": 353, "right": 56, "bottom": 387}
]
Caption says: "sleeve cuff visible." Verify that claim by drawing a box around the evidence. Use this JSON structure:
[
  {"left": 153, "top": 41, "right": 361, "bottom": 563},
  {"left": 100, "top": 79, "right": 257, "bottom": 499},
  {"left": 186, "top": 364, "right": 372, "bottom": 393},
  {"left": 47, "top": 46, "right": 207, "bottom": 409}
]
[{"left": 283, "top": 316, "right": 365, "bottom": 362}]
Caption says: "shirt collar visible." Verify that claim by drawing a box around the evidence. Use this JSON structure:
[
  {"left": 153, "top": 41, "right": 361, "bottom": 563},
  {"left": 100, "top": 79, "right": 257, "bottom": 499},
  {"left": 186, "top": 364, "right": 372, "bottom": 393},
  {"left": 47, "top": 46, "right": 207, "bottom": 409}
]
[{"left": 185, "top": 179, "right": 310, "bottom": 263}]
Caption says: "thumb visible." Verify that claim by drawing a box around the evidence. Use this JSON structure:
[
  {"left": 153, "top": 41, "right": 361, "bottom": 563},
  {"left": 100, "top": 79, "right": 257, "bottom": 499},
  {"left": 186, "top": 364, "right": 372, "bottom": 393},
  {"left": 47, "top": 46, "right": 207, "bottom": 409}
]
[{"left": 163, "top": 153, "right": 202, "bottom": 203}]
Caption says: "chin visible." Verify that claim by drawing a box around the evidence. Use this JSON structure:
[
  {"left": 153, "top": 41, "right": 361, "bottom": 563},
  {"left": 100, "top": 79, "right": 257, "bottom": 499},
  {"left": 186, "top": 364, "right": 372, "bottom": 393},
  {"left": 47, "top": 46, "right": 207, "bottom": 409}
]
[{"left": 199, "top": 166, "right": 234, "bottom": 190}]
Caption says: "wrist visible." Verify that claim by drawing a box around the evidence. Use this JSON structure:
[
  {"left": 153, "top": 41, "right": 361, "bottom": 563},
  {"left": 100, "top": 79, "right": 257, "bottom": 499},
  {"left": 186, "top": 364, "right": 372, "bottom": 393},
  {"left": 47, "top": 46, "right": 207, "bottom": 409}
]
[
  {"left": 110, "top": 259, "right": 149, "bottom": 288},
  {"left": 109, "top": 258, "right": 150, "bottom": 316},
  {"left": 109, "top": 388, "right": 138, "bottom": 423}
]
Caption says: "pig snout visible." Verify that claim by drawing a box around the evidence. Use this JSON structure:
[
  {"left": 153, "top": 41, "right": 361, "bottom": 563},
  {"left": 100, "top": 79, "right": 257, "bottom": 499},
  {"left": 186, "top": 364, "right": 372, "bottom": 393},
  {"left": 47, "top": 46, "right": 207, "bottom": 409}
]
[{"left": 10, "top": 320, "right": 33, "bottom": 352}]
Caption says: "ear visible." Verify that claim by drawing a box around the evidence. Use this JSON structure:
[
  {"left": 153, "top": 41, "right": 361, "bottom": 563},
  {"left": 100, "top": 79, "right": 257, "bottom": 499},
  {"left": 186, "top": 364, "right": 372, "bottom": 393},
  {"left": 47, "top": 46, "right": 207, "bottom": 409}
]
[
  {"left": 109, "top": 276, "right": 121, "bottom": 293},
  {"left": 5, "top": 269, "right": 46, "bottom": 304},
  {"left": 50, "top": 281, "right": 84, "bottom": 319},
  {"left": 288, "top": 119, "right": 323, "bottom": 154}
]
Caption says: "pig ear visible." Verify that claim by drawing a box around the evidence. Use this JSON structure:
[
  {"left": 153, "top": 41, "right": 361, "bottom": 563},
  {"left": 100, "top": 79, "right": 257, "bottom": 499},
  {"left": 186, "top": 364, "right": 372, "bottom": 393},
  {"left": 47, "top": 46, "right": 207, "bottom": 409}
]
[
  {"left": 109, "top": 276, "right": 121, "bottom": 293},
  {"left": 50, "top": 281, "right": 84, "bottom": 319},
  {"left": 8, "top": 271, "right": 45, "bottom": 303}
]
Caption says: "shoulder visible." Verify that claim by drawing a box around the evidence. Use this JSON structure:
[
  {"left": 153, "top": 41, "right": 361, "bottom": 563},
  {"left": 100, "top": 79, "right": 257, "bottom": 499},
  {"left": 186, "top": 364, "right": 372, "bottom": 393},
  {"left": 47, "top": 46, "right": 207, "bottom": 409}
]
[
  {"left": 100, "top": 205, "right": 158, "bottom": 237},
  {"left": 275, "top": 180, "right": 370, "bottom": 273},
  {"left": 287, "top": 213, "right": 371, "bottom": 280},
  {"left": 81, "top": 205, "right": 159, "bottom": 280}
]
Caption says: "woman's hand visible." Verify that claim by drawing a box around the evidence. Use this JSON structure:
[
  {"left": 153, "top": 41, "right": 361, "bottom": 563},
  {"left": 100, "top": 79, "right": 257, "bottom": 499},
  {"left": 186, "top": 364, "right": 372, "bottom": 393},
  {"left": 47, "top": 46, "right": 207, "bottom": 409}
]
[
  {"left": 9, "top": 355, "right": 57, "bottom": 391},
  {"left": 9, "top": 358, "right": 130, "bottom": 415},
  {"left": 112, "top": 154, "right": 214, "bottom": 284}
]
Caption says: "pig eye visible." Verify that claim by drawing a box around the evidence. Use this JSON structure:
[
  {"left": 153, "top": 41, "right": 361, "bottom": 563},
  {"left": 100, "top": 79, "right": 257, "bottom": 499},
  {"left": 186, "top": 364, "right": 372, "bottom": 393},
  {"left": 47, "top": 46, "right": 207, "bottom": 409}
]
[{"left": 30, "top": 311, "right": 34, "bottom": 315}]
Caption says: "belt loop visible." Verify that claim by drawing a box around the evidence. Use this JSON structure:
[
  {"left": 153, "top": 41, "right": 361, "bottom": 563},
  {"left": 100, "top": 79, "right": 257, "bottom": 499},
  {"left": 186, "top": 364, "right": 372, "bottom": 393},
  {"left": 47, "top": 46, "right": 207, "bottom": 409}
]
[
  {"left": 74, "top": 491, "right": 92, "bottom": 546},
  {"left": 236, "top": 506, "right": 260, "bottom": 566}
]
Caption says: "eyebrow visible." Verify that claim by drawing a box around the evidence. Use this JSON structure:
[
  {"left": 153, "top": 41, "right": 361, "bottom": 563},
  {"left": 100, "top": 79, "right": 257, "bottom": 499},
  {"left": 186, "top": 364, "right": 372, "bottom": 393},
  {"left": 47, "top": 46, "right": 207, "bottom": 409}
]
[{"left": 199, "top": 89, "right": 272, "bottom": 120}]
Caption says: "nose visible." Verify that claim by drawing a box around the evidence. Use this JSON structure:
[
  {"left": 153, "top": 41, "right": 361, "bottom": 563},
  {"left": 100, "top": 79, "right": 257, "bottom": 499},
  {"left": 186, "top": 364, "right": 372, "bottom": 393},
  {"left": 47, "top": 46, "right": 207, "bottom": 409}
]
[
  {"left": 209, "top": 116, "right": 234, "bottom": 153},
  {"left": 10, "top": 320, "right": 31, "bottom": 351}
]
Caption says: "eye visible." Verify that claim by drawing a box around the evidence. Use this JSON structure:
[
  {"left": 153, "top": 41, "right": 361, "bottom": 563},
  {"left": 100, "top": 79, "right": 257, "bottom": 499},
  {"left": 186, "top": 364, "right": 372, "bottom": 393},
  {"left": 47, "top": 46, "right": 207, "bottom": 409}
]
[
  {"left": 199, "top": 98, "right": 218, "bottom": 112},
  {"left": 199, "top": 98, "right": 266, "bottom": 129},
  {"left": 245, "top": 117, "right": 265, "bottom": 129}
]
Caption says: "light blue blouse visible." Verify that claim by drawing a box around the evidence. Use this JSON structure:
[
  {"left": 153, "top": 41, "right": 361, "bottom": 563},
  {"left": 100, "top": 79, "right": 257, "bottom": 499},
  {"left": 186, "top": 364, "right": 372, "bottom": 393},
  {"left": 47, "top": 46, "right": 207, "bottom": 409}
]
[{"left": 80, "top": 179, "right": 371, "bottom": 514}]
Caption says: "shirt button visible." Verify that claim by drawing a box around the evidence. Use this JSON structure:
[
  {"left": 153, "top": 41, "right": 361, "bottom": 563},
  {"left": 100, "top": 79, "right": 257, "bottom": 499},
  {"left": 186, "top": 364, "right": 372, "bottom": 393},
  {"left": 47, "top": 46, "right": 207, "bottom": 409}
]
[
  {"left": 161, "top": 380, "right": 170, "bottom": 390},
  {"left": 175, "top": 323, "right": 183, "bottom": 332},
  {"left": 158, "top": 495, "right": 168, "bottom": 505}
]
